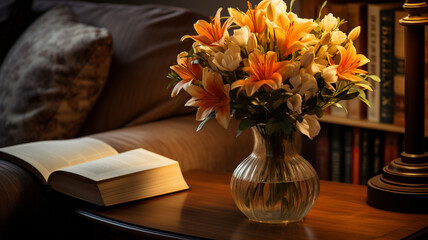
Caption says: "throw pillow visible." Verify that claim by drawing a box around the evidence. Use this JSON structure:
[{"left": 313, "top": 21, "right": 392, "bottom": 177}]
[
  {"left": 0, "top": 5, "right": 113, "bottom": 147},
  {"left": 34, "top": 1, "right": 208, "bottom": 135}
]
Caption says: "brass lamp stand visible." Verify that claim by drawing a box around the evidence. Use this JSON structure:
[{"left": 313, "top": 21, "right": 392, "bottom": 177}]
[{"left": 367, "top": 0, "right": 428, "bottom": 213}]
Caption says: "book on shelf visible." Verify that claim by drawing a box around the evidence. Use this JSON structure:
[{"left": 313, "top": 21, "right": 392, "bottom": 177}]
[
  {"left": 343, "top": 127, "right": 353, "bottom": 183},
  {"left": 0, "top": 138, "right": 189, "bottom": 206},
  {"left": 351, "top": 127, "right": 361, "bottom": 185},
  {"left": 372, "top": 131, "right": 384, "bottom": 177},
  {"left": 330, "top": 125, "right": 344, "bottom": 182},
  {"left": 367, "top": 2, "right": 401, "bottom": 123},
  {"left": 383, "top": 132, "right": 400, "bottom": 166},
  {"left": 315, "top": 124, "right": 330, "bottom": 180},
  {"left": 360, "top": 128, "right": 372, "bottom": 185},
  {"left": 393, "top": 10, "right": 406, "bottom": 128}
]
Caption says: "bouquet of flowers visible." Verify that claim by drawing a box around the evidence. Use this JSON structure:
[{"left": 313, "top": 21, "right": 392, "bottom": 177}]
[{"left": 168, "top": 0, "right": 378, "bottom": 139}]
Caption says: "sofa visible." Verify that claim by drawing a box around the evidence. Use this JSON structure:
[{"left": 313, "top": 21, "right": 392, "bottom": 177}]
[{"left": 0, "top": 0, "right": 254, "bottom": 238}]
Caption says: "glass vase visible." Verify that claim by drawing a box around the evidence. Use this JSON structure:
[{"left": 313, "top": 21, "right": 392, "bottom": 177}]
[{"left": 230, "top": 125, "right": 320, "bottom": 224}]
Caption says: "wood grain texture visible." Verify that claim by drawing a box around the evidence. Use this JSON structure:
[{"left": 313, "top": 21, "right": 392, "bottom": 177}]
[{"left": 77, "top": 170, "right": 428, "bottom": 240}]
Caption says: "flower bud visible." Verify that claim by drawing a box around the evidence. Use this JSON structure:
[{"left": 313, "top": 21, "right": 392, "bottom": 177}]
[
  {"left": 348, "top": 26, "right": 361, "bottom": 41},
  {"left": 320, "top": 13, "right": 337, "bottom": 32},
  {"left": 247, "top": 33, "right": 258, "bottom": 53},
  {"left": 266, "top": 3, "right": 275, "bottom": 22},
  {"left": 301, "top": 49, "right": 314, "bottom": 68},
  {"left": 320, "top": 32, "right": 331, "bottom": 45},
  {"left": 331, "top": 31, "right": 347, "bottom": 45}
]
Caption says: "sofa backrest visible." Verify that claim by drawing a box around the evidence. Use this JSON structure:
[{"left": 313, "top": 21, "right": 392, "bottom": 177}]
[{"left": 34, "top": 1, "right": 205, "bottom": 136}]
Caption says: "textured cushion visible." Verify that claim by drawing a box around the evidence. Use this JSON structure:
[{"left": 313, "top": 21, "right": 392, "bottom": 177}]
[
  {"left": 0, "top": 5, "right": 113, "bottom": 147},
  {"left": 34, "top": 1, "right": 206, "bottom": 135}
]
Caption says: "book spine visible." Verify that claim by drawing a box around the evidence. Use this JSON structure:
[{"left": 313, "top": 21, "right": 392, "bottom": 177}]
[
  {"left": 393, "top": 10, "right": 406, "bottom": 127},
  {"left": 383, "top": 132, "right": 399, "bottom": 166},
  {"left": 379, "top": 9, "right": 395, "bottom": 124},
  {"left": 360, "top": 129, "right": 371, "bottom": 185},
  {"left": 367, "top": 5, "right": 382, "bottom": 123},
  {"left": 330, "top": 125, "right": 343, "bottom": 182},
  {"left": 344, "top": 128, "right": 353, "bottom": 183},
  {"left": 372, "top": 131, "right": 384, "bottom": 177},
  {"left": 315, "top": 124, "right": 330, "bottom": 181},
  {"left": 352, "top": 127, "right": 361, "bottom": 185},
  {"left": 367, "top": 3, "right": 400, "bottom": 123}
]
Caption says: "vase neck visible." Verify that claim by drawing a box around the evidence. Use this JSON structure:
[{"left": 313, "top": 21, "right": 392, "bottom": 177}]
[{"left": 252, "top": 126, "right": 297, "bottom": 158}]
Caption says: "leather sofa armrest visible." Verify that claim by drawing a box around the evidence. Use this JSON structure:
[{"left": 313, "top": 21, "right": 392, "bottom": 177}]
[
  {"left": 0, "top": 159, "right": 50, "bottom": 238},
  {"left": 89, "top": 115, "right": 254, "bottom": 172}
]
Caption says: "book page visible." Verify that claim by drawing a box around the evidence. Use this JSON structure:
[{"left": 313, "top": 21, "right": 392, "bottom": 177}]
[
  {"left": 0, "top": 138, "right": 118, "bottom": 182},
  {"left": 56, "top": 148, "right": 178, "bottom": 182}
]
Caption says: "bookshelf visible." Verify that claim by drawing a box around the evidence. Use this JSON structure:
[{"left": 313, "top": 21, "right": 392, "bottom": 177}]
[
  {"left": 319, "top": 114, "right": 405, "bottom": 134},
  {"left": 295, "top": 0, "right": 422, "bottom": 188}
]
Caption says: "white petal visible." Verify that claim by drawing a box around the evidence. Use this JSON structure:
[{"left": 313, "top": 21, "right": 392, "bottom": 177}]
[{"left": 296, "top": 115, "right": 320, "bottom": 140}]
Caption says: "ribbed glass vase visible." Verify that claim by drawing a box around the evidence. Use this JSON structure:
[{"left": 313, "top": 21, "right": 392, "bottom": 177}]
[{"left": 230, "top": 125, "right": 320, "bottom": 224}]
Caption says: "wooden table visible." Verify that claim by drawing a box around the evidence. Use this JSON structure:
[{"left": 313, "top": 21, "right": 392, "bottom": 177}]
[{"left": 76, "top": 170, "right": 428, "bottom": 240}]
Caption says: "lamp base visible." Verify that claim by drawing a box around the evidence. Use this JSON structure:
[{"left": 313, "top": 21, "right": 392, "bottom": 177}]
[{"left": 366, "top": 157, "right": 428, "bottom": 213}]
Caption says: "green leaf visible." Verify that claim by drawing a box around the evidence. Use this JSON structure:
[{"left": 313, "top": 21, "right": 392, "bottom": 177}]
[
  {"left": 290, "top": 0, "right": 296, "bottom": 12},
  {"left": 315, "top": 106, "right": 324, "bottom": 118},
  {"left": 368, "top": 75, "right": 381, "bottom": 82},
  {"left": 273, "top": 98, "right": 287, "bottom": 109},
  {"left": 358, "top": 92, "right": 371, "bottom": 108},
  {"left": 166, "top": 79, "right": 179, "bottom": 89},
  {"left": 238, "top": 118, "right": 253, "bottom": 131},
  {"left": 318, "top": 0, "right": 328, "bottom": 20},
  {"left": 280, "top": 121, "right": 293, "bottom": 135},
  {"left": 341, "top": 91, "right": 360, "bottom": 100}
]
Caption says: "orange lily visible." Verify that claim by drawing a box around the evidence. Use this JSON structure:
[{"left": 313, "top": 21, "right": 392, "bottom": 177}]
[
  {"left": 185, "top": 68, "right": 231, "bottom": 129},
  {"left": 181, "top": 8, "right": 233, "bottom": 47},
  {"left": 231, "top": 49, "right": 288, "bottom": 96},
  {"left": 170, "top": 52, "right": 203, "bottom": 97},
  {"left": 228, "top": 2, "right": 266, "bottom": 33},
  {"left": 333, "top": 42, "right": 371, "bottom": 90},
  {"left": 270, "top": 14, "right": 317, "bottom": 58}
]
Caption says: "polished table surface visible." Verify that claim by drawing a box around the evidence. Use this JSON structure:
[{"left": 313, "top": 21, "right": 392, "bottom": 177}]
[{"left": 76, "top": 170, "right": 428, "bottom": 240}]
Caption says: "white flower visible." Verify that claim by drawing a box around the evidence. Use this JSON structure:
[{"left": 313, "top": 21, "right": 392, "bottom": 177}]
[
  {"left": 263, "top": 0, "right": 287, "bottom": 21},
  {"left": 230, "top": 26, "right": 257, "bottom": 53},
  {"left": 212, "top": 43, "right": 242, "bottom": 71},
  {"left": 331, "top": 31, "right": 347, "bottom": 45},
  {"left": 230, "top": 26, "right": 251, "bottom": 46},
  {"left": 287, "top": 94, "right": 302, "bottom": 114},
  {"left": 296, "top": 115, "right": 320, "bottom": 140},
  {"left": 299, "top": 71, "right": 318, "bottom": 96},
  {"left": 300, "top": 47, "right": 321, "bottom": 75},
  {"left": 348, "top": 26, "right": 361, "bottom": 41},
  {"left": 320, "top": 13, "right": 337, "bottom": 32},
  {"left": 284, "top": 61, "right": 301, "bottom": 79},
  {"left": 322, "top": 65, "right": 338, "bottom": 87}
]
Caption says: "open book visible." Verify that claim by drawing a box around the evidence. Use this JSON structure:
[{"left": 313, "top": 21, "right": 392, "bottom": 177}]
[{"left": 0, "top": 138, "right": 189, "bottom": 206}]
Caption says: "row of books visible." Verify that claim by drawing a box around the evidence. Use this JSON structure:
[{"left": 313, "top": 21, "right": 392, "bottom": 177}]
[
  {"left": 326, "top": 2, "right": 428, "bottom": 131},
  {"left": 302, "top": 124, "right": 402, "bottom": 185}
]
